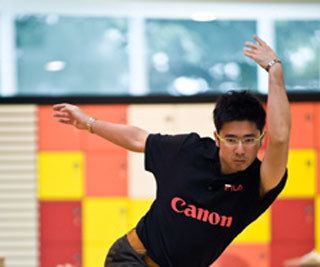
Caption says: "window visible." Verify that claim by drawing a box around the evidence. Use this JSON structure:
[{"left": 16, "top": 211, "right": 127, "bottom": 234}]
[
  {"left": 0, "top": 3, "right": 318, "bottom": 98},
  {"left": 146, "top": 19, "right": 256, "bottom": 95},
  {"left": 16, "top": 15, "right": 129, "bottom": 96},
  {"left": 276, "top": 20, "right": 320, "bottom": 91}
]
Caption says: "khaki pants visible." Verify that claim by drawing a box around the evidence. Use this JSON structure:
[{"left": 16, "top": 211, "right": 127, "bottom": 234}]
[{"left": 0, "top": 257, "right": 4, "bottom": 267}]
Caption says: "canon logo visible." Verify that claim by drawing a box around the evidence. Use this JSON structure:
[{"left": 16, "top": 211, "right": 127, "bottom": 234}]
[{"left": 171, "top": 197, "right": 233, "bottom": 228}]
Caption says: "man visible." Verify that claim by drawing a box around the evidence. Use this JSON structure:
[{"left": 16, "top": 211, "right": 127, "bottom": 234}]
[{"left": 53, "top": 35, "right": 291, "bottom": 267}]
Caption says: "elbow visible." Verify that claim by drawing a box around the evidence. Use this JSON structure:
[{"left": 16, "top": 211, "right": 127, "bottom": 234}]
[
  {"left": 269, "top": 131, "right": 291, "bottom": 145},
  {"left": 131, "top": 140, "right": 145, "bottom": 153}
]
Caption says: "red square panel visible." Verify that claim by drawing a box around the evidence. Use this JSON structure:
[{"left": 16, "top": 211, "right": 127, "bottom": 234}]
[
  {"left": 40, "top": 201, "right": 82, "bottom": 243},
  {"left": 80, "top": 105, "right": 127, "bottom": 151},
  {"left": 38, "top": 105, "right": 82, "bottom": 150},
  {"left": 85, "top": 150, "right": 127, "bottom": 196},
  {"left": 271, "top": 199, "right": 314, "bottom": 242},
  {"left": 40, "top": 242, "right": 81, "bottom": 267},
  {"left": 271, "top": 242, "right": 314, "bottom": 267},
  {"left": 211, "top": 244, "right": 269, "bottom": 267}
]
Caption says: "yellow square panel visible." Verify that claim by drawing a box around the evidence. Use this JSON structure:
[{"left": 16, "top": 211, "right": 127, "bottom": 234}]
[
  {"left": 127, "top": 199, "right": 153, "bottom": 230},
  {"left": 280, "top": 149, "right": 316, "bottom": 198},
  {"left": 83, "top": 198, "right": 129, "bottom": 267},
  {"left": 233, "top": 210, "right": 270, "bottom": 243},
  {"left": 38, "top": 152, "right": 84, "bottom": 199},
  {"left": 83, "top": 242, "right": 110, "bottom": 267}
]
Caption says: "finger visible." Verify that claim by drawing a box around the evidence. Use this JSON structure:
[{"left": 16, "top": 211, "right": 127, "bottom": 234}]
[
  {"left": 53, "top": 113, "right": 69, "bottom": 119},
  {"left": 243, "top": 49, "right": 255, "bottom": 59},
  {"left": 60, "top": 107, "right": 72, "bottom": 114},
  {"left": 58, "top": 118, "right": 72, "bottom": 124},
  {"left": 253, "top": 35, "right": 266, "bottom": 46},
  {"left": 244, "top": 41, "right": 258, "bottom": 50},
  {"left": 53, "top": 103, "right": 69, "bottom": 110}
]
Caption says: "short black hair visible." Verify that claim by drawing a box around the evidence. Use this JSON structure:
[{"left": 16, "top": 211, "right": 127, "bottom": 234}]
[{"left": 213, "top": 91, "right": 266, "bottom": 133}]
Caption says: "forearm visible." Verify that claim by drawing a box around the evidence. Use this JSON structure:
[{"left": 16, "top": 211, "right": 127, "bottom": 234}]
[
  {"left": 267, "top": 64, "right": 291, "bottom": 143},
  {"left": 91, "top": 120, "right": 148, "bottom": 152}
]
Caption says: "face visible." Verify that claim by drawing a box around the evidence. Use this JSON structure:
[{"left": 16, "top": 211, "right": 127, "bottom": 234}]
[{"left": 214, "top": 120, "right": 262, "bottom": 175}]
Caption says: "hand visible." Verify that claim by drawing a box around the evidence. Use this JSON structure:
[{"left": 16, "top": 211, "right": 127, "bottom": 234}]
[
  {"left": 243, "top": 35, "right": 278, "bottom": 70},
  {"left": 53, "top": 103, "right": 89, "bottom": 130}
]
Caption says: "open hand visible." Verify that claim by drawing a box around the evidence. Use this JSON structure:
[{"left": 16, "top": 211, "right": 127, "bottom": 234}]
[
  {"left": 53, "top": 103, "right": 89, "bottom": 130},
  {"left": 243, "top": 35, "right": 278, "bottom": 70}
]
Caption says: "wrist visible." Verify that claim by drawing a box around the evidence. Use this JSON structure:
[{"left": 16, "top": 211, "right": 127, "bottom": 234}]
[
  {"left": 265, "top": 58, "right": 282, "bottom": 72},
  {"left": 86, "top": 116, "right": 97, "bottom": 134}
]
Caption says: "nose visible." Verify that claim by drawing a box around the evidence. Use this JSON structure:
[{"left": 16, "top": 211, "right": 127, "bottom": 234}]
[{"left": 234, "top": 141, "right": 245, "bottom": 155}]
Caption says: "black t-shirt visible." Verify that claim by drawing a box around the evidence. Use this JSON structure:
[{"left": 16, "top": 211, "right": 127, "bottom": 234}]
[{"left": 136, "top": 133, "right": 287, "bottom": 267}]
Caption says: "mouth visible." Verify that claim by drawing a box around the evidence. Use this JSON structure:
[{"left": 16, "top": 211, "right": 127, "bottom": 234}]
[{"left": 233, "top": 159, "right": 246, "bottom": 164}]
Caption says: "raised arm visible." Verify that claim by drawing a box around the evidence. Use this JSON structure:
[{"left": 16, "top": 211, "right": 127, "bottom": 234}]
[
  {"left": 53, "top": 103, "right": 149, "bottom": 153},
  {"left": 244, "top": 35, "right": 291, "bottom": 196}
]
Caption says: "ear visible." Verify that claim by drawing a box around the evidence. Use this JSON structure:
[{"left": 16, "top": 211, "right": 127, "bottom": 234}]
[{"left": 214, "top": 131, "right": 220, "bottom": 147}]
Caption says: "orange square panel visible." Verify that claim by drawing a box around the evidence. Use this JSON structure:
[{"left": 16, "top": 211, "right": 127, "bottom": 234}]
[
  {"left": 85, "top": 150, "right": 127, "bottom": 196},
  {"left": 289, "top": 103, "right": 315, "bottom": 148},
  {"left": 211, "top": 244, "right": 269, "bottom": 267},
  {"left": 315, "top": 103, "right": 320, "bottom": 148},
  {"left": 80, "top": 105, "right": 127, "bottom": 151},
  {"left": 318, "top": 149, "right": 320, "bottom": 195},
  {"left": 38, "top": 105, "right": 82, "bottom": 150}
]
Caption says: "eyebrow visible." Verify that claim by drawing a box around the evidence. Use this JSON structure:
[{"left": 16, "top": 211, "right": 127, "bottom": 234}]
[{"left": 224, "top": 134, "right": 256, "bottom": 138}]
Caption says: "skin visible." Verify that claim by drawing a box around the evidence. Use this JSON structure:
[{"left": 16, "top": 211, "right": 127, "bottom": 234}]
[{"left": 214, "top": 121, "right": 262, "bottom": 175}]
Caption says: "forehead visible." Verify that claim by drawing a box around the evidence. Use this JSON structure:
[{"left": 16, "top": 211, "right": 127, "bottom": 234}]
[{"left": 219, "top": 120, "right": 259, "bottom": 135}]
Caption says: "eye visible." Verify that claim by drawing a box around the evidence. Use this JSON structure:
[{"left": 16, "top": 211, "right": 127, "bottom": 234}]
[
  {"left": 243, "top": 137, "right": 256, "bottom": 144},
  {"left": 225, "top": 138, "right": 238, "bottom": 144}
]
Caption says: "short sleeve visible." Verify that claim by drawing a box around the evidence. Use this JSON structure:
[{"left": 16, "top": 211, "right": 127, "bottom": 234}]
[
  {"left": 249, "top": 169, "right": 288, "bottom": 219},
  {"left": 144, "top": 133, "right": 200, "bottom": 174},
  {"left": 258, "top": 170, "right": 288, "bottom": 212}
]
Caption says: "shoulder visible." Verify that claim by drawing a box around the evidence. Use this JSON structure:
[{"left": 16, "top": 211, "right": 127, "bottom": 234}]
[{"left": 147, "top": 132, "right": 203, "bottom": 148}]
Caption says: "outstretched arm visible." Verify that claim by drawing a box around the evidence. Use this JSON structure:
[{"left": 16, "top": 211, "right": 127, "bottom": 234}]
[
  {"left": 53, "top": 103, "right": 149, "bottom": 153},
  {"left": 244, "top": 35, "right": 291, "bottom": 196}
]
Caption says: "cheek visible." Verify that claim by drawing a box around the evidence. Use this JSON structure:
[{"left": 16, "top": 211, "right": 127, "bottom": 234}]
[{"left": 220, "top": 146, "right": 234, "bottom": 160}]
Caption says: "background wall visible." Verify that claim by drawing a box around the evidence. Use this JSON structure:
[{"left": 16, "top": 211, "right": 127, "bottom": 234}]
[{"left": 37, "top": 102, "right": 320, "bottom": 267}]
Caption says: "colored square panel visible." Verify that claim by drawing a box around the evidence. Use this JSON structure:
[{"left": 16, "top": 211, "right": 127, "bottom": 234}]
[
  {"left": 40, "top": 242, "right": 81, "bottom": 267},
  {"left": 280, "top": 149, "right": 316, "bottom": 198},
  {"left": 82, "top": 198, "right": 128, "bottom": 244},
  {"left": 38, "top": 105, "right": 82, "bottom": 150},
  {"left": 271, "top": 242, "right": 314, "bottom": 267},
  {"left": 40, "top": 201, "right": 82, "bottom": 243},
  {"left": 316, "top": 197, "right": 320, "bottom": 252},
  {"left": 289, "top": 103, "right": 315, "bottom": 148},
  {"left": 128, "top": 151, "right": 157, "bottom": 198},
  {"left": 128, "top": 104, "right": 177, "bottom": 134},
  {"left": 80, "top": 105, "right": 127, "bottom": 151},
  {"left": 211, "top": 244, "right": 269, "bottom": 267},
  {"left": 233, "top": 210, "right": 270, "bottom": 243},
  {"left": 83, "top": 198, "right": 128, "bottom": 267},
  {"left": 318, "top": 149, "right": 320, "bottom": 195},
  {"left": 271, "top": 199, "right": 314, "bottom": 242},
  {"left": 315, "top": 103, "right": 320, "bottom": 149},
  {"left": 174, "top": 104, "right": 215, "bottom": 137},
  {"left": 85, "top": 151, "right": 128, "bottom": 196},
  {"left": 83, "top": 242, "right": 109, "bottom": 267},
  {"left": 38, "top": 152, "right": 84, "bottom": 199},
  {"left": 127, "top": 199, "right": 153, "bottom": 230}
]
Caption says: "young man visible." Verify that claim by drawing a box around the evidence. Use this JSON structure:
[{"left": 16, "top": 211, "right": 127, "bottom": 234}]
[{"left": 53, "top": 35, "right": 291, "bottom": 267}]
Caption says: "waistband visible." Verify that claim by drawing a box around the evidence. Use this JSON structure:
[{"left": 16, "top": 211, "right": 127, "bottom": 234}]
[{"left": 126, "top": 229, "right": 160, "bottom": 267}]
